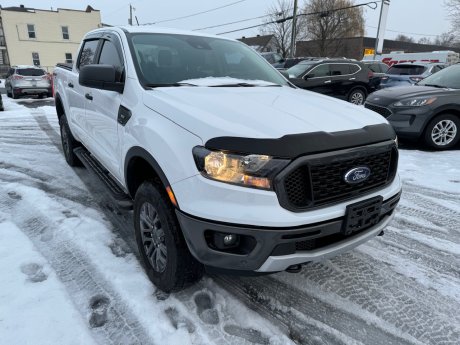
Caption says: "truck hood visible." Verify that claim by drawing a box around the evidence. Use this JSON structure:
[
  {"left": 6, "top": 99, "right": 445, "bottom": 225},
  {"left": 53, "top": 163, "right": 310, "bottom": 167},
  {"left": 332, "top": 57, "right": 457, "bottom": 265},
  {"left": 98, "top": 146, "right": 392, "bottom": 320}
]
[{"left": 143, "top": 86, "right": 387, "bottom": 142}]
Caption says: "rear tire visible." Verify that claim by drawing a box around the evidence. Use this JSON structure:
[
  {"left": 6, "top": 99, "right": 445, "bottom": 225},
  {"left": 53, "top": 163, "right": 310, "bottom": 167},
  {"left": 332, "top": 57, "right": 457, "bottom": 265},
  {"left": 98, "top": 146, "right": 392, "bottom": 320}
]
[
  {"left": 59, "top": 115, "right": 82, "bottom": 166},
  {"left": 134, "top": 181, "right": 203, "bottom": 292},
  {"left": 348, "top": 88, "right": 366, "bottom": 105},
  {"left": 423, "top": 114, "right": 460, "bottom": 150},
  {"left": 6, "top": 88, "right": 12, "bottom": 98}
]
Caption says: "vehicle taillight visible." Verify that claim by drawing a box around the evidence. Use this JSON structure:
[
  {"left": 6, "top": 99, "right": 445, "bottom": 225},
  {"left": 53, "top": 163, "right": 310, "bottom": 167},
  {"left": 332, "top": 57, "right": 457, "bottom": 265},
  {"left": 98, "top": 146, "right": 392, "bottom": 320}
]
[
  {"left": 368, "top": 71, "right": 374, "bottom": 79},
  {"left": 13, "top": 75, "right": 24, "bottom": 80},
  {"left": 410, "top": 77, "right": 424, "bottom": 82}
]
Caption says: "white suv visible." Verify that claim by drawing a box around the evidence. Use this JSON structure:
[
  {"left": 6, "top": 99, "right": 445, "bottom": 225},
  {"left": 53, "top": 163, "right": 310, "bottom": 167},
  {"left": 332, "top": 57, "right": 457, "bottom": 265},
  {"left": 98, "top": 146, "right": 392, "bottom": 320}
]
[{"left": 54, "top": 27, "right": 401, "bottom": 292}]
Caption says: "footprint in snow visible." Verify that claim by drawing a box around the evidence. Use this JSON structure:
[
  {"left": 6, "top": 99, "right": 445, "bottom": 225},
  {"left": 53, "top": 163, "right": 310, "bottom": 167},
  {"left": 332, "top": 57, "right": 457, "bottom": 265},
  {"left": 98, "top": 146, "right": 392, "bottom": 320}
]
[
  {"left": 165, "top": 307, "right": 196, "bottom": 333},
  {"left": 194, "top": 291, "right": 219, "bottom": 325},
  {"left": 62, "top": 210, "right": 78, "bottom": 218},
  {"left": 89, "top": 295, "right": 110, "bottom": 328},
  {"left": 224, "top": 324, "right": 270, "bottom": 345},
  {"left": 20, "top": 263, "right": 48, "bottom": 283},
  {"left": 7, "top": 191, "right": 22, "bottom": 200}
]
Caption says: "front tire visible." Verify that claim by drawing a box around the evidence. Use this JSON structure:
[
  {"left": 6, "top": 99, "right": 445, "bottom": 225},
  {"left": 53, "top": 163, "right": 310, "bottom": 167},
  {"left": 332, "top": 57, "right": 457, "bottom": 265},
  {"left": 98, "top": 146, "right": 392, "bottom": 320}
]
[
  {"left": 134, "top": 181, "right": 203, "bottom": 292},
  {"left": 348, "top": 88, "right": 366, "bottom": 105},
  {"left": 59, "top": 115, "right": 82, "bottom": 166},
  {"left": 424, "top": 114, "right": 460, "bottom": 150}
]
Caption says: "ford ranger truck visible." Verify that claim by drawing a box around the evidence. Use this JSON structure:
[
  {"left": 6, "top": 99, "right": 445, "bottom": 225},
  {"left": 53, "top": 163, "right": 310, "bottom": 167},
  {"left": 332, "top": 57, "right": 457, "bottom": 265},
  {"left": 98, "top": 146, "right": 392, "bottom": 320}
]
[{"left": 54, "top": 27, "right": 401, "bottom": 292}]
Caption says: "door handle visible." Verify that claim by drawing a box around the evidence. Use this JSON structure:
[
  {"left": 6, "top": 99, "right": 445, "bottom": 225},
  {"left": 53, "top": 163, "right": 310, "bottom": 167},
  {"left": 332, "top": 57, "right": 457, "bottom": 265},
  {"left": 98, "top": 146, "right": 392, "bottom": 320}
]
[
  {"left": 324, "top": 80, "right": 332, "bottom": 84},
  {"left": 85, "top": 93, "right": 93, "bottom": 100},
  {"left": 68, "top": 82, "right": 74, "bottom": 88},
  {"left": 349, "top": 77, "right": 356, "bottom": 80}
]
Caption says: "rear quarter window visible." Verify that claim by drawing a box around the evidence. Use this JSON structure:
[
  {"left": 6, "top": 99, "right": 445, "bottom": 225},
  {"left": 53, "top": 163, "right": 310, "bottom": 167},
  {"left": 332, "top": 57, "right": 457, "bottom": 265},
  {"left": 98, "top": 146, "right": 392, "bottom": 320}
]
[{"left": 349, "top": 64, "right": 360, "bottom": 74}]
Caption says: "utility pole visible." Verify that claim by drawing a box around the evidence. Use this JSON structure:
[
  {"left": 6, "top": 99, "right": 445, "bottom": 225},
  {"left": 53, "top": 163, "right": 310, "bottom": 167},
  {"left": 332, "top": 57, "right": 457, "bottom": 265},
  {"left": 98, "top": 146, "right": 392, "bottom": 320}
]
[
  {"left": 129, "top": 4, "right": 133, "bottom": 25},
  {"left": 374, "top": 0, "right": 390, "bottom": 59},
  {"left": 289, "top": 0, "right": 298, "bottom": 58}
]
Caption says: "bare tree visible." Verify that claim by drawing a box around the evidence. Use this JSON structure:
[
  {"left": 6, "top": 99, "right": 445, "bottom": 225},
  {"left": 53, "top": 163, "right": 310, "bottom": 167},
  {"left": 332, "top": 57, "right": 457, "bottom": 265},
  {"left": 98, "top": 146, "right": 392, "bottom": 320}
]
[
  {"left": 418, "top": 37, "right": 432, "bottom": 45},
  {"left": 259, "top": 0, "right": 307, "bottom": 57},
  {"left": 301, "top": 0, "right": 364, "bottom": 57},
  {"left": 434, "top": 31, "right": 457, "bottom": 47},
  {"left": 395, "top": 34, "right": 415, "bottom": 43},
  {"left": 445, "top": 0, "right": 460, "bottom": 33}
]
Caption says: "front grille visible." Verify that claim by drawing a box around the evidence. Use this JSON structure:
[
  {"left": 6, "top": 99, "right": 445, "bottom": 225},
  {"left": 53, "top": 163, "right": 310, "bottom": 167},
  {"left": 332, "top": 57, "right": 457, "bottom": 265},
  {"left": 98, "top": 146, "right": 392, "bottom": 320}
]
[
  {"left": 365, "top": 103, "right": 392, "bottom": 118},
  {"left": 278, "top": 144, "right": 398, "bottom": 211}
]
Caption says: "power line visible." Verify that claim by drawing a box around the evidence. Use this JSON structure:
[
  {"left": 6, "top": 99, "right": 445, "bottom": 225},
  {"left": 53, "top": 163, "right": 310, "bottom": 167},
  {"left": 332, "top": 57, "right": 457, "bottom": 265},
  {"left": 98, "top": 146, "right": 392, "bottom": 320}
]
[
  {"left": 193, "top": 7, "right": 296, "bottom": 31},
  {"left": 142, "top": 0, "right": 248, "bottom": 25},
  {"left": 216, "top": 1, "right": 378, "bottom": 35},
  {"left": 194, "top": 13, "right": 275, "bottom": 31}
]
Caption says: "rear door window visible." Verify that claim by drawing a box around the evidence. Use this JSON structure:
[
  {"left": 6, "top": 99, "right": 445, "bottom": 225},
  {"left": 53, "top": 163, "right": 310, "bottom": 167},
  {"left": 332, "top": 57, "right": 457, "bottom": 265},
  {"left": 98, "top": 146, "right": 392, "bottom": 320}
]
[
  {"left": 387, "top": 65, "right": 427, "bottom": 75},
  {"left": 330, "top": 64, "right": 349, "bottom": 76}
]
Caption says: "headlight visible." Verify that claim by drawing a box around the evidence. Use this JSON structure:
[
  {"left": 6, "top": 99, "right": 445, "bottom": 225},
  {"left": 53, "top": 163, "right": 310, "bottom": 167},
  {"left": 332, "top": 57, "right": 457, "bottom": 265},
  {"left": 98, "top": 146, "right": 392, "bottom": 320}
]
[
  {"left": 192, "top": 146, "right": 289, "bottom": 190},
  {"left": 393, "top": 97, "right": 437, "bottom": 107}
]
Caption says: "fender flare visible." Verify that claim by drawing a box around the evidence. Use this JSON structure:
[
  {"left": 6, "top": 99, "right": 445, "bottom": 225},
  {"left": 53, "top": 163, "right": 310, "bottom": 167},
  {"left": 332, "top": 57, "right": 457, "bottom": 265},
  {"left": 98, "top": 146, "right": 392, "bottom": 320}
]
[{"left": 124, "top": 146, "right": 171, "bottom": 195}]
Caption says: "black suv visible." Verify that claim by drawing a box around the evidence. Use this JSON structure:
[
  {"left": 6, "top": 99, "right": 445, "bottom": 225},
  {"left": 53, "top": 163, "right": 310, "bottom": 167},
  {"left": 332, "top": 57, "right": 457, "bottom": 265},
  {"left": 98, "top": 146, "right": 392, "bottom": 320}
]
[{"left": 286, "top": 59, "right": 371, "bottom": 105}]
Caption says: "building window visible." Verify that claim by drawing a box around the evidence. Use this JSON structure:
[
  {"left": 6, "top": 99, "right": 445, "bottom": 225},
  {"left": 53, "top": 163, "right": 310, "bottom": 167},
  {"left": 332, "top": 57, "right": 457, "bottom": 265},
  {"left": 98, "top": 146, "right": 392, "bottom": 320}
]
[
  {"left": 27, "top": 24, "right": 36, "bottom": 39},
  {"left": 62, "top": 26, "right": 69, "bottom": 40},
  {"left": 32, "top": 52, "right": 40, "bottom": 66},
  {"left": 65, "top": 53, "right": 73, "bottom": 64}
]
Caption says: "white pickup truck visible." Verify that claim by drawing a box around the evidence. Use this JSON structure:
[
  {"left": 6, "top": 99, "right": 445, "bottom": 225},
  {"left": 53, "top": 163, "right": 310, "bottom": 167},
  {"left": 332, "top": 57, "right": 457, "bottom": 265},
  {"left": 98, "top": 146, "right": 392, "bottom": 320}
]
[{"left": 54, "top": 26, "right": 402, "bottom": 292}]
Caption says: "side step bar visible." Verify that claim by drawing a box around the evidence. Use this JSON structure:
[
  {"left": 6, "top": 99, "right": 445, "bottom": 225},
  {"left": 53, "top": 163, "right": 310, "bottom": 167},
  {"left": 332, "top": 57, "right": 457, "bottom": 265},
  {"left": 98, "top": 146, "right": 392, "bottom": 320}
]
[{"left": 74, "top": 147, "right": 133, "bottom": 210}]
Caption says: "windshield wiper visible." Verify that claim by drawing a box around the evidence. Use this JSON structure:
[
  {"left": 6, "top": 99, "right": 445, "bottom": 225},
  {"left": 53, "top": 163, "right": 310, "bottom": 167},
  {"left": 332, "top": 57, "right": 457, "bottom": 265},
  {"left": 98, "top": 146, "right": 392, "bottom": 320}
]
[
  {"left": 210, "top": 82, "right": 281, "bottom": 87},
  {"left": 421, "top": 84, "right": 447, "bottom": 88},
  {"left": 145, "top": 82, "right": 197, "bottom": 88}
]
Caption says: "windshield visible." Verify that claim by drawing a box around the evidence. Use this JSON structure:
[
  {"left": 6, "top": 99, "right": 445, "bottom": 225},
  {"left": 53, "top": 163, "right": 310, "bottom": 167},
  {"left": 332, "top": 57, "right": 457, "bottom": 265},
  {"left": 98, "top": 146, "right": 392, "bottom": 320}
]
[
  {"left": 387, "top": 65, "right": 427, "bottom": 76},
  {"left": 17, "top": 68, "right": 45, "bottom": 76},
  {"left": 127, "top": 33, "right": 288, "bottom": 87},
  {"left": 418, "top": 64, "right": 460, "bottom": 89}
]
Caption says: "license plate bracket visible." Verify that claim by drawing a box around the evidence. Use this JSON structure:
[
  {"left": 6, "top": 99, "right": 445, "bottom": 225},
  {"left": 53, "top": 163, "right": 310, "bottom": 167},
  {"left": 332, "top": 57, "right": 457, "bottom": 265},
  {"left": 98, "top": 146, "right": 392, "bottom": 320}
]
[{"left": 343, "top": 196, "right": 383, "bottom": 235}]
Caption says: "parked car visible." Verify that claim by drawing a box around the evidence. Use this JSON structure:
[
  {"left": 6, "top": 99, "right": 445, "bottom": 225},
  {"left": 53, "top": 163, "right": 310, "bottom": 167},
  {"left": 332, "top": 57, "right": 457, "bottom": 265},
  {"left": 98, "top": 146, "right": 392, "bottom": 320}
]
[
  {"left": 379, "top": 62, "right": 445, "bottom": 89},
  {"left": 54, "top": 26, "right": 401, "bottom": 292},
  {"left": 5, "top": 65, "right": 52, "bottom": 99},
  {"left": 365, "top": 63, "right": 460, "bottom": 149},
  {"left": 286, "top": 59, "right": 371, "bottom": 105},
  {"left": 260, "top": 52, "right": 285, "bottom": 67},
  {"left": 363, "top": 60, "right": 389, "bottom": 91}
]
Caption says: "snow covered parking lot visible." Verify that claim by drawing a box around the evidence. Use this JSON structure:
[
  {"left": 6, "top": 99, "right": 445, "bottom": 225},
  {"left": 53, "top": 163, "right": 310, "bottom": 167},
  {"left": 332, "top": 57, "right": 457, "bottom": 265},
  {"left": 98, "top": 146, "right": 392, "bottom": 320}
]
[{"left": 0, "top": 98, "right": 459, "bottom": 345}]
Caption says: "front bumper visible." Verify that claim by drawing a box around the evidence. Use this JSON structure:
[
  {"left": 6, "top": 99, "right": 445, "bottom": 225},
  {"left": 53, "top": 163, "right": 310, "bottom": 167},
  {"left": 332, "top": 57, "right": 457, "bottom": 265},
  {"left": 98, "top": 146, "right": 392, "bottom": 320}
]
[
  {"left": 176, "top": 192, "right": 400, "bottom": 272},
  {"left": 366, "top": 102, "right": 433, "bottom": 139}
]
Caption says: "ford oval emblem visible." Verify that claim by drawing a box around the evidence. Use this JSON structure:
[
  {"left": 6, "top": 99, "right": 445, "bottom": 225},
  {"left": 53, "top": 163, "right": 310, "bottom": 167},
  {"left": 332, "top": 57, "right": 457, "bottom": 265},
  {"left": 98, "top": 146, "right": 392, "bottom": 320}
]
[{"left": 344, "top": 166, "right": 371, "bottom": 184}]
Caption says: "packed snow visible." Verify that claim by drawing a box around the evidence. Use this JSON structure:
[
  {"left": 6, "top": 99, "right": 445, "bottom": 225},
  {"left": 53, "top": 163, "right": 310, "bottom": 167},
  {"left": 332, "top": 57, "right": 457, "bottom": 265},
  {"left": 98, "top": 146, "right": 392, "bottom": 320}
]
[{"left": 0, "top": 97, "right": 459, "bottom": 345}]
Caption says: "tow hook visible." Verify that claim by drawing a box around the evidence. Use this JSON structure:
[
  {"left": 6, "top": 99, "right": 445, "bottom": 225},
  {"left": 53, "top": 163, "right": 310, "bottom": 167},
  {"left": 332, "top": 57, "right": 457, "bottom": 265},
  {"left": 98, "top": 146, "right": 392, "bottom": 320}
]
[
  {"left": 378, "top": 230, "right": 384, "bottom": 236},
  {"left": 286, "top": 264, "right": 302, "bottom": 273}
]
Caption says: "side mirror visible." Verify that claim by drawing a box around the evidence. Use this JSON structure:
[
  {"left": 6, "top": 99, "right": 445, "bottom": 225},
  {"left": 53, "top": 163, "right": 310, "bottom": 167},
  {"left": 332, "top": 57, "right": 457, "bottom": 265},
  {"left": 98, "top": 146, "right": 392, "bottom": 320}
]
[
  {"left": 304, "top": 74, "right": 312, "bottom": 80},
  {"left": 79, "top": 64, "right": 124, "bottom": 93}
]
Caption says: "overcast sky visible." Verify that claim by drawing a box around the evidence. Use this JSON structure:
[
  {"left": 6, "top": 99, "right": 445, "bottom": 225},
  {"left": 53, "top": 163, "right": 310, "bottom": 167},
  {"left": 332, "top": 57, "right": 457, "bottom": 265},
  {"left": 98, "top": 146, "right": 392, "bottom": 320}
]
[{"left": 0, "top": 0, "right": 452, "bottom": 41}]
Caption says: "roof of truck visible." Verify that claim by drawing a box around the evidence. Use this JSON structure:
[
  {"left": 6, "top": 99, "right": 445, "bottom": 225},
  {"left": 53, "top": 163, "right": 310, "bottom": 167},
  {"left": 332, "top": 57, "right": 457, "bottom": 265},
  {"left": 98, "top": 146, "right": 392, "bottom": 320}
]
[{"left": 87, "top": 26, "right": 235, "bottom": 41}]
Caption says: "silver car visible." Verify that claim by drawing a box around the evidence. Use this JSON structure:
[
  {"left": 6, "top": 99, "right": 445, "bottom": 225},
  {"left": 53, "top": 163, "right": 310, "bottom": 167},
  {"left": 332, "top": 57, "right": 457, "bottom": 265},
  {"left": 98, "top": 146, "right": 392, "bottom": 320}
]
[{"left": 5, "top": 65, "right": 52, "bottom": 99}]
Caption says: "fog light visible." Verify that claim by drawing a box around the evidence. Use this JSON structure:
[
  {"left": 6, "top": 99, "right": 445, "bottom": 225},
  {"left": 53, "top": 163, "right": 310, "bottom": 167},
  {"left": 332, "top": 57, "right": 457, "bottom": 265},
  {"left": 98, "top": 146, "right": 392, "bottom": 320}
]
[
  {"left": 223, "top": 234, "right": 237, "bottom": 246},
  {"left": 212, "top": 232, "right": 240, "bottom": 250}
]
